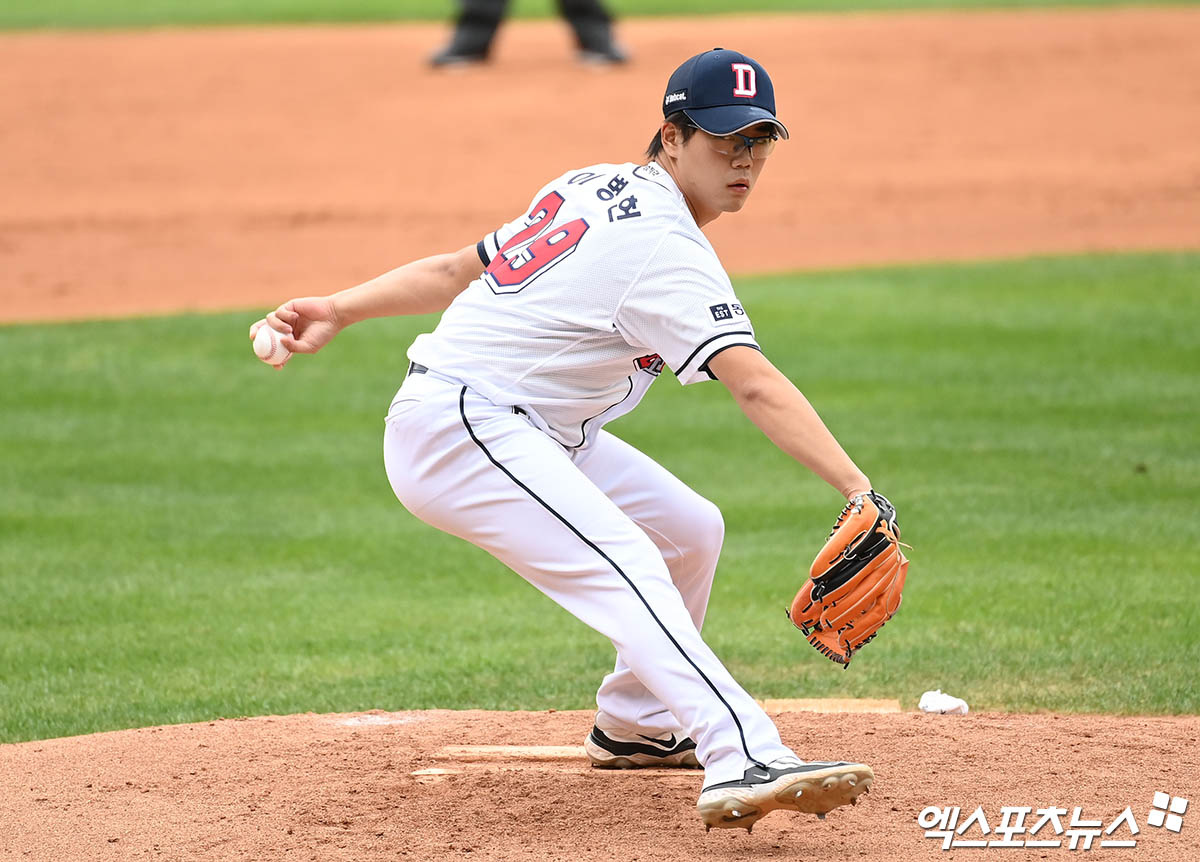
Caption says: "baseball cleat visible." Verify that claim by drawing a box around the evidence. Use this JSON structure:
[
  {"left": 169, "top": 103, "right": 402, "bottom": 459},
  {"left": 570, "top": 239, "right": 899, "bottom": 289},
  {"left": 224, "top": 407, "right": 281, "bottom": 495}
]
[
  {"left": 578, "top": 43, "right": 630, "bottom": 65},
  {"left": 584, "top": 725, "right": 701, "bottom": 769},
  {"left": 429, "top": 47, "right": 489, "bottom": 68},
  {"left": 697, "top": 758, "right": 873, "bottom": 831}
]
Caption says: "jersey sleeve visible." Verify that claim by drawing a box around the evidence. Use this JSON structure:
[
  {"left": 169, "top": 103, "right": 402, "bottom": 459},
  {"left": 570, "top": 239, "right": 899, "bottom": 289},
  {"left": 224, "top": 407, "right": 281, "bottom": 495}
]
[
  {"left": 477, "top": 214, "right": 526, "bottom": 267},
  {"left": 476, "top": 175, "right": 570, "bottom": 267},
  {"left": 614, "top": 230, "right": 761, "bottom": 385}
]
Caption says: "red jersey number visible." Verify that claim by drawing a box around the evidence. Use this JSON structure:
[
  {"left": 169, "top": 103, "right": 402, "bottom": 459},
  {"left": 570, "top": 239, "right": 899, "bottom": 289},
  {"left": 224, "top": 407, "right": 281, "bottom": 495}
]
[{"left": 484, "top": 191, "right": 590, "bottom": 294}]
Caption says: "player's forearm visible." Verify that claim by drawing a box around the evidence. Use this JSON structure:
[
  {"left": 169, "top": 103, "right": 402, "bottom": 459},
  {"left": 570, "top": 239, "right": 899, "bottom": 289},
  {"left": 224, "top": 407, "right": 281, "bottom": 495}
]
[
  {"left": 735, "top": 375, "right": 871, "bottom": 499},
  {"left": 711, "top": 349, "right": 871, "bottom": 499},
  {"left": 331, "top": 245, "right": 482, "bottom": 326}
]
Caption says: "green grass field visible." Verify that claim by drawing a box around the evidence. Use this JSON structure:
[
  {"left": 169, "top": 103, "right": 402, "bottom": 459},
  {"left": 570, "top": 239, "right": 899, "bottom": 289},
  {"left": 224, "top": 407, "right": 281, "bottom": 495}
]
[
  {"left": 1, "top": 251, "right": 1197, "bottom": 744},
  {"left": 4, "top": 0, "right": 1196, "bottom": 31}
]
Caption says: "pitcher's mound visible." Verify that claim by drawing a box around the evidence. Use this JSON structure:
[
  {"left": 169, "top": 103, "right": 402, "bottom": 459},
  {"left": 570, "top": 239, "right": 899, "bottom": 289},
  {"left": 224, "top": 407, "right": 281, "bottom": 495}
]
[{"left": 3, "top": 708, "right": 1197, "bottom": 860}]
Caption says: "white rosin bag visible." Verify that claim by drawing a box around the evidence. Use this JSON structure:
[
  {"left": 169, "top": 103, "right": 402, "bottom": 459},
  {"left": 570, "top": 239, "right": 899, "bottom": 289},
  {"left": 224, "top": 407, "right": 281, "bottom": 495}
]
[{"left": 919, "top": 690, "right": 969, "bottom": 715}]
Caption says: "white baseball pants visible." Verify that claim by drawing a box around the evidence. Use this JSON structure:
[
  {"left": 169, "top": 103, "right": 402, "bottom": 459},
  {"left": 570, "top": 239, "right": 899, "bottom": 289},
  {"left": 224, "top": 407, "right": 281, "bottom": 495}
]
[{"left": 383, "top": 370, "right": 794, "bottom": 784}]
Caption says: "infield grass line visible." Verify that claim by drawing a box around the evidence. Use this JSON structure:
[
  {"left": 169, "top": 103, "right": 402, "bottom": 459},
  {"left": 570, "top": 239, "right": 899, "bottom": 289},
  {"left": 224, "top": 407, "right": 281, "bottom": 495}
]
[{"left": 4, "top": 0, "right": 1198, "bottom": 31}]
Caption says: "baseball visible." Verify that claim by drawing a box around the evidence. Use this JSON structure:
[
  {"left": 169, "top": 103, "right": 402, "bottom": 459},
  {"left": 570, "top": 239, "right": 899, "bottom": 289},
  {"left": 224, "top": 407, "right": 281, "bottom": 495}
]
[{"left": 253, "top": 323, "right": 291, "bottom": 366}]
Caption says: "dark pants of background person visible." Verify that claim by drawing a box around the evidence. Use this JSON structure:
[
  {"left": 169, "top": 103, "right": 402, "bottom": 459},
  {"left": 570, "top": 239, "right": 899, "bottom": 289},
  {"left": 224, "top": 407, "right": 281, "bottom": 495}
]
[{"left": 447, "top": 0, "right": 616, "bottom": 56}]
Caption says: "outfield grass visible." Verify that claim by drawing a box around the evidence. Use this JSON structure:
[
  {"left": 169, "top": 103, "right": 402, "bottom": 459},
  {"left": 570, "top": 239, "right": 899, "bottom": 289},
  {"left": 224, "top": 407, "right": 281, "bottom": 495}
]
[
  {"left": 4, "top": 0, "right": 1195, "bottom": 31},
  {"left": 1, "top": 251, "right": 1197, "bottom": 743}
]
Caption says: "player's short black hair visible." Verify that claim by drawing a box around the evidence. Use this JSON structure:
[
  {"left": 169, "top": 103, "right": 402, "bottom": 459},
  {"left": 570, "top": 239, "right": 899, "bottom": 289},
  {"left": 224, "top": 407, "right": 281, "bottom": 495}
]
[{"left": 646, "top": 112, "right": 698, "bottom": 160}]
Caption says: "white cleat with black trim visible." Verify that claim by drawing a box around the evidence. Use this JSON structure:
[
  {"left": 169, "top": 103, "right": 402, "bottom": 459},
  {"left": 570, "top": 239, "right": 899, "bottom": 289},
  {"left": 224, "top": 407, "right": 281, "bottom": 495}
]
[
  {"left": 697, "top": 756, "right": 874, "bottom": 832},
  {"left": 584, "top": 725, "right": 701, "bottom": 769}
]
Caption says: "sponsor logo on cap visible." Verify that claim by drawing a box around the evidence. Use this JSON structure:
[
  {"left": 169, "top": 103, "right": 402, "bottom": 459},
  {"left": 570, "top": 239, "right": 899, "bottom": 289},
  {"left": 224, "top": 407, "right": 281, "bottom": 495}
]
[{"left": 664, "top": 90, "right": 688, "bottom": 105}]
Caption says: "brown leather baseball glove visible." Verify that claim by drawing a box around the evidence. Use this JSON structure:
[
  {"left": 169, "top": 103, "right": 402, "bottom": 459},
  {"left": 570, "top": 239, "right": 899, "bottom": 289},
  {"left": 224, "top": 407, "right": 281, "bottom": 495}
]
[{"left": 788, "top": 490, "right": 909, "bottom": 667}]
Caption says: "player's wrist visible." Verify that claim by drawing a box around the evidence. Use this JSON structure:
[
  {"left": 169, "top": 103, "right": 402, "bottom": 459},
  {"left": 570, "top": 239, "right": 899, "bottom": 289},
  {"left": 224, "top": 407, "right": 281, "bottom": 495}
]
[
  {"left": 327, "top": 292, "right": 357, "bottom": 329},
  {"left": 840, "top": 477, "right": 872, "bottom": 501}
]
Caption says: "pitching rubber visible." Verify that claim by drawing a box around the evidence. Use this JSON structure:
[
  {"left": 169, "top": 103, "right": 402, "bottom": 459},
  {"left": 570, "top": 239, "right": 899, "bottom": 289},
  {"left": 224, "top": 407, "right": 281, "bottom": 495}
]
[{"left": 696, "top": 762, "right": 874, "bottom": 831}]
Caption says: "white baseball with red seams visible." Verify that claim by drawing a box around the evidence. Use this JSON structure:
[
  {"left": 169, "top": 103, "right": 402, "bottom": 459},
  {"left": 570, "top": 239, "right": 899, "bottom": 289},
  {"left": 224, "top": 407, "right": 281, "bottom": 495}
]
[{"left": 253, "top": 323, "right": 290, "bottom": 366}]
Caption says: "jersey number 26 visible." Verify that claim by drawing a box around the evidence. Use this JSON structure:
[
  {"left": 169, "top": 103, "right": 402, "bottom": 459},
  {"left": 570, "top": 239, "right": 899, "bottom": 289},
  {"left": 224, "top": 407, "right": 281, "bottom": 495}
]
[{"left": 483, "top": 191, "right": 590, "bottom": 294}]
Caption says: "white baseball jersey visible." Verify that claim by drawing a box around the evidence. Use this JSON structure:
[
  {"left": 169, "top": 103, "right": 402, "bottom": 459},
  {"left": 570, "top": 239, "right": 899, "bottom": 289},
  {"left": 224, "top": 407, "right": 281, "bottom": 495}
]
[{"left": 406, "top": 160, "right": 760, "bottom": 448}]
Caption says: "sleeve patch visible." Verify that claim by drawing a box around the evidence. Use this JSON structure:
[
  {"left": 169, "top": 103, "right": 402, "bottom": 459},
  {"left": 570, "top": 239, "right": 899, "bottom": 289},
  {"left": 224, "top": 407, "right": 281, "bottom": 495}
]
[{"left": 709, "top": 302, "right": 747, "bottom": 326}]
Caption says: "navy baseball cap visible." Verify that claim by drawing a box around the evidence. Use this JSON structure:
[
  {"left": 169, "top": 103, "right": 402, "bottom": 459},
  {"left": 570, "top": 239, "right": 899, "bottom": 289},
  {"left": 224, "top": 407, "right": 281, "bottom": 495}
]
[{"left": 662, "top": 48, "right": 789, "bottom": 139}]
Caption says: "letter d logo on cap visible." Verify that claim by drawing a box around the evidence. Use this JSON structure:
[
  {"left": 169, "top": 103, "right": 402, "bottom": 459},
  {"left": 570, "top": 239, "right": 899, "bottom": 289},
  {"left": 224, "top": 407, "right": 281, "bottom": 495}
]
[{"left": 731, "top": 63, "right": 757, "bottom": 98}]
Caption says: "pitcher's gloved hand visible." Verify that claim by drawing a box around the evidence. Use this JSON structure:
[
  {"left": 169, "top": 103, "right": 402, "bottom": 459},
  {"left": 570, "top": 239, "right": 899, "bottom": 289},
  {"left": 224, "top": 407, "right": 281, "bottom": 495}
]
[{"left": 788, "top": 490, "right": 909, "bottom": 667}]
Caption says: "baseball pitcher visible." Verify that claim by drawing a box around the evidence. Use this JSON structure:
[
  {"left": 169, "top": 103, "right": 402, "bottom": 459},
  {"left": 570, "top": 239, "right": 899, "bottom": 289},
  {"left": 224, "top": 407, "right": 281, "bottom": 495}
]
[{"left": 251, "top": 49, "right": 907, "bottom": 832}]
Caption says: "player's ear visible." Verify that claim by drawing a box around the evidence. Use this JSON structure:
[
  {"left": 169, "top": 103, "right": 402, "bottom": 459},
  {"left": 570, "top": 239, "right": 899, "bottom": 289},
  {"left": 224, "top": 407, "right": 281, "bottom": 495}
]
[{"left": 661, "top": 121, "right": 684, "bottom": 157}]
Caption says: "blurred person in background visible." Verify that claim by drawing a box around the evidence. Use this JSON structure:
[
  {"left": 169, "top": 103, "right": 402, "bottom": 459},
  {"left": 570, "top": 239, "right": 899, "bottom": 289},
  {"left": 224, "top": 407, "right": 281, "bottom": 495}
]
[{"left": 430, "top": 0, "right": 628, "bottom": 66}]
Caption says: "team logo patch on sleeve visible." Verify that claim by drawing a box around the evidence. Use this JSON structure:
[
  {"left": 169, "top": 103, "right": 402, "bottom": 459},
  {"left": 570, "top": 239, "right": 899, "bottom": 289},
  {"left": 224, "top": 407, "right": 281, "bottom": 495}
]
[
  {"left": 634, "top": 354, "right": 665, "bottom": 376},
  {"left": 709, "top": 303, "right": 746, "bottom": 325}
]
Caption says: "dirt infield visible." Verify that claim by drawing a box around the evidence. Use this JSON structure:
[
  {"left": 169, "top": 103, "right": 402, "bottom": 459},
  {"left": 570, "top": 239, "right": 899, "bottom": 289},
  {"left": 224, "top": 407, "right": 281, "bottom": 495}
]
[
  {"left": 1, "top": 8, "right": 1199, "bottom": 322},
  {"left": 3, "top": 8, "right": 1200, "bottom": 860},
  {"left": 3, "top": 709, "right": 1198, "bottom": 861}
]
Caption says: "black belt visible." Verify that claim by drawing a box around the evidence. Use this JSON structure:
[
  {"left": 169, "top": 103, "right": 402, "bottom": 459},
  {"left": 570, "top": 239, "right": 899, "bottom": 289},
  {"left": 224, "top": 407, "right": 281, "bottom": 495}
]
[{"left": 407, "top": 362, "right": 526, "bottom": 416}]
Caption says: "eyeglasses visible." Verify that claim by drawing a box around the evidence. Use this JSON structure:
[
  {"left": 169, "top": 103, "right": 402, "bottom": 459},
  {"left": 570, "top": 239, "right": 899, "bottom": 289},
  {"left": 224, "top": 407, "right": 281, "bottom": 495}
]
[{"left": 688, "top": 125, "right": 779, "bottom": 160}]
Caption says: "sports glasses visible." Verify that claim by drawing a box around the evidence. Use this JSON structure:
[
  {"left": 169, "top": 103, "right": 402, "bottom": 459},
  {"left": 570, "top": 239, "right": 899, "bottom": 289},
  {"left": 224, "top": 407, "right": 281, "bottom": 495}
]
[{"left": 688, "top": 125, "right": 779, "bottom": 160}]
